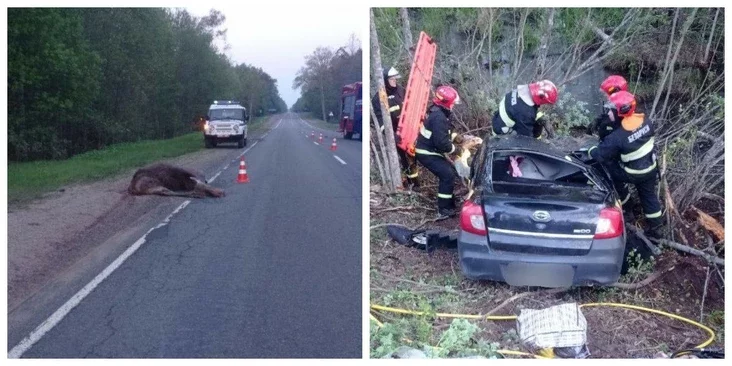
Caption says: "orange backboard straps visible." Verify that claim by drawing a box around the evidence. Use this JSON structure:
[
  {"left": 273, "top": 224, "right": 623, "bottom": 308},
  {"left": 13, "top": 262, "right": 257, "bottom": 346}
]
[{"left": 396, "top": 32, "right": 437, "bottom": 155}]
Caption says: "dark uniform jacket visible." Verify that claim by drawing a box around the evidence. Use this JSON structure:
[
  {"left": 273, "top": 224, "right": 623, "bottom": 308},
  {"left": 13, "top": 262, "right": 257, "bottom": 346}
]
[
  {"left": 492, "top": 89, "right": 548, "bottom": 138},
  {"left": 589, "top": 113, "right": 657, "bottom": 177},
  {"left": 371, "top": 85, "right": 406, "bottom": 135},
  {"left": 415, "top": 105, "right": 455, "bottom": 156}
]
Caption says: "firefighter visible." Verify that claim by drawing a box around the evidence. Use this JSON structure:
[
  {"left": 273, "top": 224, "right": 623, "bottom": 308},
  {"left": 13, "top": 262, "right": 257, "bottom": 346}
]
[
  {"left": 371, "top": 66, "right": 420, "bottom": 189},
  {"left": 415, "top": 85, "right": 462, "bottom": 219},
  {"left": 492, "top": 80, "right": 558, "bottom": 138},
  {"left": 587, "top": 91, "right": 665, "bottom": 238},
  {"left": 588, "top": 75, "right": 629, "bottom": 141}
]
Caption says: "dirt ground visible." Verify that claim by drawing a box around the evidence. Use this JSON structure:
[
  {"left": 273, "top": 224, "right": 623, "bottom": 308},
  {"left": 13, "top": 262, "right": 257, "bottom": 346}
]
[
  {"left": 7, "top": 117, "right": 276, "bottom": 311},
  {"left": 369, "top": 175, "right": 725, "bottom": 359}
]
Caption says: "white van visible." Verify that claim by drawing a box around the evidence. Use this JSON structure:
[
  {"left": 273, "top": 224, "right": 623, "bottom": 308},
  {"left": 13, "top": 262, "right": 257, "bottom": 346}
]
[{"left": 204, "top": 101, "right": 249, "bottom": 148}]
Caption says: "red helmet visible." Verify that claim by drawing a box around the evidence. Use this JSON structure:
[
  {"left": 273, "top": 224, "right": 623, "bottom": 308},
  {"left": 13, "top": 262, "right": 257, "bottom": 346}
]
[
  {"left": 433, "top": 85, "right": 460, "bottom": 110},
  {"left": 528, "top": 80, "right": 558, "bottom": 105},
  {"left": 609, "top": 91, "right": 637, "bottom": 117},
  {"left": 600, "top": 75, "right": 628, "bottom": 96}
]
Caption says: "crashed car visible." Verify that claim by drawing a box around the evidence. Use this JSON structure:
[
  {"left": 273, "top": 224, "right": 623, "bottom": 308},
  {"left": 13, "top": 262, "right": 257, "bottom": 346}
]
[{"left": 458, "top": 135, "right": 625, "bottom": 288}]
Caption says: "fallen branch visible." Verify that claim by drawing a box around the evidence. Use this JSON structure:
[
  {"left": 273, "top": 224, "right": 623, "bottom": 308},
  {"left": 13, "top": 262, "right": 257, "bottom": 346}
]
[
  {"left": 370, "top": 223, "right": 403, "bottom": 230},
  {"left": 485, "top": 287, "right": 568, "bottom": 316},
  {"left": 699, "top": 265, "right": 711, "bottom": 323},
  {"left": 626, "top": 225, "right": 662, "bottom": 256},
  {"left": 650, "top": 237, "right": 725, "bottom": 266},
  {"left": 611, "top": 265, "right": 676, "bottom": 290},
  {"left": 701, "top": 192, "right": 724, "bottom": 203},
  {"left": 692, "top": 206, "right": 725, "bottom": 241},
  {"left": 373, "top": 205, "right": 434, "bottom": 213},
  {"left": 380, "top": 273, "right": 461, "bottom": 295}
]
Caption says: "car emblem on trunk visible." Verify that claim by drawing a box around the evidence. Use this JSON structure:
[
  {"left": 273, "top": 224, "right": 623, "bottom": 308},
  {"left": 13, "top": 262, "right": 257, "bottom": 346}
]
[{"left": 532, "top": 211, "right": 551, "bottom": 222}]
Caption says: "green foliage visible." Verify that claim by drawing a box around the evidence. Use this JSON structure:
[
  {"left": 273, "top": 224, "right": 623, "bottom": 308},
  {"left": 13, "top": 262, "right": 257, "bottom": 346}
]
[
  {"left": 621, "top": 248, "right": 656, "bottom": 284},
  {"left": 549, "top": 89, "right": 593, "bottom": 136},
  {"left": 7, "top": 132, "right": 204, "bottom": 203},
  {"left": 370, "top": 319, "right": 410, "bottom": 358},
  {"left": 291, "top": 40, "right": 362, "bottom": 121},
  {"left": 7, "top": 8, "right": 286, "bottom": 162}
]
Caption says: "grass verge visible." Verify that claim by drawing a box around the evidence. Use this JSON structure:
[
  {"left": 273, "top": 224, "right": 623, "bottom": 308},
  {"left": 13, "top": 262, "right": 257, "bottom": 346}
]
[
  {"left": 297, "top": 113, "right": 340, "bottom": 132},
  {"left": 8, "top": 132, "right": 205, "bottom": 204}
]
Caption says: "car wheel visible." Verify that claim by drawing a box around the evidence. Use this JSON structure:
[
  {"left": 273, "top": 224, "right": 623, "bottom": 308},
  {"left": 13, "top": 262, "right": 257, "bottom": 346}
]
[
  {"left": 237, "top": 138, "right": 244, "bottom": 148},
  {"left": 344, "top": 132, "right": 353, "bottom": 140},
  {"left": 205, "top": 138, "right": 213, "bottom": 148}
]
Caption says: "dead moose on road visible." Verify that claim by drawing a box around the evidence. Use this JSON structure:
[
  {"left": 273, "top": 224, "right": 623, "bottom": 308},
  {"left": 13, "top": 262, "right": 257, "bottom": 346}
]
[{"left": 128, "top": 163, "right": 225, "bottom": 198}]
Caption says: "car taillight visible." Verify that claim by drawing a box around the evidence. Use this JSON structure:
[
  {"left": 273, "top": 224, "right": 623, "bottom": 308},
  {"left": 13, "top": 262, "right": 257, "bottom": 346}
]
[
  {"left": 594, "top": 207, "right": 623, "bottom": 239},
  {"left": 460, "top": 200, "right": 486, "bottom": 235}
]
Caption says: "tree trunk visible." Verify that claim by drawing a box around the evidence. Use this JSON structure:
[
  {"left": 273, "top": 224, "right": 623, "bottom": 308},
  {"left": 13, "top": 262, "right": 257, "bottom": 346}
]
[
  {"left": 399, "top": 8, "right": 414, "bottom": 59},
  {"left": 512, "top": 9, "right": 530, "bottom": 80},
  {"left": 371, "top": 9, "right": 403, "bottom": 191},
  {"left": 319, "top": 82, "right": 326, "bottom": 121},
  {"left": 371, "top": 106, "right": 393, "bottom": 189},
  {"left": 650, "top": 8, "right": 681, "bottom": 119},
  {"left": 535, "top": 8, "right": 555, "bottom": 79},
  {"left": 651, "top": 8, "right": 697, "bottom": 120},
  {"left": 370, "top": 136, "right": 387, "bottom": 187},
  {"left": 703, "top": 8, "right": 720, "bottom": 65}
]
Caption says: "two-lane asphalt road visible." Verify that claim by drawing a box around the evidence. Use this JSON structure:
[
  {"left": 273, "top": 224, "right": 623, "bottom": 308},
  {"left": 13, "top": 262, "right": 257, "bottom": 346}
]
[{"left": 9, "top": 113, "right": 362, "bottom": 358}]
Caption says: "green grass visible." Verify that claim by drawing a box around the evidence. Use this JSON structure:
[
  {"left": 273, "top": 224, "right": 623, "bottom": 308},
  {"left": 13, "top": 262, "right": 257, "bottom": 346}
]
[
  {"left": 8, "top": 132, "right": 206, "bottom": 204},
  {"left": 247, "top": 115, "right": 270, "bottom": 134},
  {"left": 7, "top": 116, "right": 276, "bottom": 204},
  {"left": 297, "top": 113, "right": 340, "bottom": 132}
]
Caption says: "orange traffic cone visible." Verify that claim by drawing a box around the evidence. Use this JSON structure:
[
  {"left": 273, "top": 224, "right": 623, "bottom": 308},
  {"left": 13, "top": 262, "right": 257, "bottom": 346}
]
[
  {"left": 236, "top": 157, "right": 249, "bottom": 183},
  {"left": 330, "top": 138, "right": 337, "bottom": 151},
  {"left": 318, "top": 133, "right": 323, "bottom": 143}
]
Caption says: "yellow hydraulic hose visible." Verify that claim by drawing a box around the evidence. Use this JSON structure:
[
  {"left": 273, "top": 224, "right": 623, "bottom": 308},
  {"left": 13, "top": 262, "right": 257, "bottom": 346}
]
[
  {"left": 578, "top": 302, "right": 716, "bottom": 349},
  {"left": 370, "top": 301, "right": 717, "bottom": 355}
]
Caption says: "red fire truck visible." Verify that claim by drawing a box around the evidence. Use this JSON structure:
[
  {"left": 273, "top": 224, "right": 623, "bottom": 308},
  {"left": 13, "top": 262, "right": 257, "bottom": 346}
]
[{"left": 339, "top": 82, "right": 362, "bottom": 140}]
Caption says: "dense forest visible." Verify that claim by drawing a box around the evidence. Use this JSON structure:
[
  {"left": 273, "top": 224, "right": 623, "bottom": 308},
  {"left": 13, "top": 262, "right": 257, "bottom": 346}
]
[
  {"left": 291, "top": 35, "right": 362, "bottom": 121},
  {"left": 8, "top": 8, "right": 287, "bottom": 162}
]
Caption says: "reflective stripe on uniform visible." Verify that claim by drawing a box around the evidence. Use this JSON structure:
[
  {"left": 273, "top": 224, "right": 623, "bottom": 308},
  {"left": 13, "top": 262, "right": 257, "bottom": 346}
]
[
  {"left": 415, "top": 148, "right": 443, "bottom": 156},
  {"left": 645, "top": 210, "right": 663, "bottom": 219},
  {"left": 624, "top": 161, "right": 657, "bottom": 175},
  {"left": 448, "top": 144, "right": 455, "bottom": 154},
  {"left": 389, "top": 105, "right": 400, "bottom": 112},
  {"left": 587, "top": 146, "right": 597, "bottom": 158},
  {"left": 498, "top": 96, "right": 516, "bottom": 128},
  {"left": 406, "top": 172, "right": 419, "bottom": 178},
  {"left": 621, "top": 192, "right": 631, "bottom": 205},
  {"left": 621, "top": 137, "right": 655, "bottom": 162},
  {"left": 437, "top": 193, "right": 453, "bottom": 199},
  {"left": 420, "top": 126, "right": 432, "bottom": 139},
  {"left": 451, "top": 132, "right": 457, "bottom": 141},
  {"left": 535, "top": 111, "right": 545, "bottom": 120}
]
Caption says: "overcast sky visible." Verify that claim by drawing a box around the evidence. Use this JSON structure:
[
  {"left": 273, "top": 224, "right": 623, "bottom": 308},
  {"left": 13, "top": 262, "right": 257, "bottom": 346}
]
[{"left": 186, "top": 5, "right": 362, "bottom": 108}]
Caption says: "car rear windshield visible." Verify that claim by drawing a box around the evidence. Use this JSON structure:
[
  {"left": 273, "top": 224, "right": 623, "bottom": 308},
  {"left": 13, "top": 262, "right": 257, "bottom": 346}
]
[
  {"left": 490, "top": 151, "right": 600, "bottom": 194},
  {"left": 209, "top": 109, "right": 244, "bottom": 121}
]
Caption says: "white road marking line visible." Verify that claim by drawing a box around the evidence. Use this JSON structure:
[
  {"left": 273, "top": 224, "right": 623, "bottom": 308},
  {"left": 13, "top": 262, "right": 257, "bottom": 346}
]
[
  {"left": 313, "top": 142, "right": 319, "bottom": 145},
  {"left": 208, "top": 170, "right": 223, "bottom": 183},
  {"left": 8, "top": 200, "right": 192, "bottom": 359},
  {"left": 274, "top": 119, "right": 282, "bottom": 129},
  {"left": 334, "top": 155, "right": 347, "bottom": 165},
  {"left": 238, "top": 140, "right": 258, "bottom": 157}
]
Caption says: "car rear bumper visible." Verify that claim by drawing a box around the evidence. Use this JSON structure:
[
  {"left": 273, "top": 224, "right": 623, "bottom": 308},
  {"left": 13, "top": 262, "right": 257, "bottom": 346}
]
[{"left": 458, "top": 231, "right": 625, "bottom": 287}]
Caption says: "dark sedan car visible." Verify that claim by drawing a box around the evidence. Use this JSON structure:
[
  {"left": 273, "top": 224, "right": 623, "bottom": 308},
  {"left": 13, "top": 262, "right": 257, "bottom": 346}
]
[{"left": 458, "top": 135, "right": 626, "bottom": 288}]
